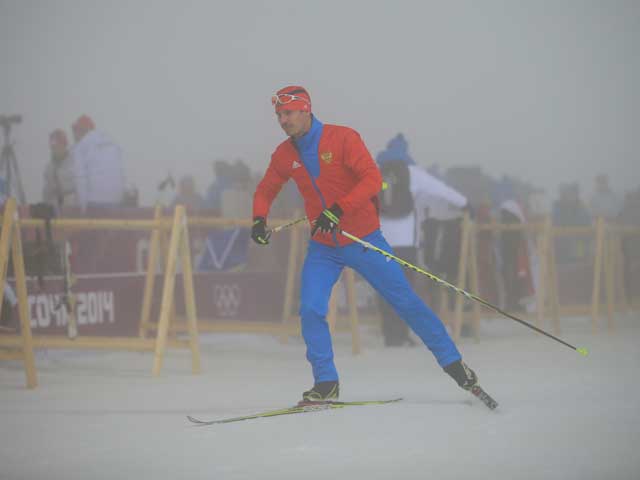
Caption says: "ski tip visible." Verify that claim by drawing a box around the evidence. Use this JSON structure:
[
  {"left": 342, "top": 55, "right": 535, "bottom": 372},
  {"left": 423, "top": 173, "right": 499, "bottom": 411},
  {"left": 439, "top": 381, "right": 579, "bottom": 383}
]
[
  {"left": 186, "top": 415, "right": 206, "bottom": 425},
  {"left": 576, "top": 347, "right": 589, "bottom": 357}
]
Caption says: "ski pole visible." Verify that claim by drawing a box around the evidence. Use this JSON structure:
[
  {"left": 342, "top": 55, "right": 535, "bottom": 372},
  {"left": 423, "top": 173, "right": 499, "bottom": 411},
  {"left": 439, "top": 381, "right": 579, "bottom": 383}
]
[
  {"left": 266, "top": 184, "right": 390, "bottom": 235},
  {"left": 339, "top": 228, "right": 589, "bottom": 357},
  {"left": 267, "top": 216, "right": 308, "bottom": 235}
]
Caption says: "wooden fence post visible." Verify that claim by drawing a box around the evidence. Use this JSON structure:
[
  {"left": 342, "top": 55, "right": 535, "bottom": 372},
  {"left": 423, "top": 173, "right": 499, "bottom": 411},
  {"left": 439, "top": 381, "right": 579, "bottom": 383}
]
[
  {"left": 591, "top": 217, "right": 605, "bottom": 332},
  {"left": 0, "top": 198, "right": 37, "bottom": 388},
  {"left": 11, "top": 205, "right": 37, "bottom": 388},
  {"left": 344, "top": 268, "right": 361, "bottom": 355},
  {"left": 467, "top": 222, "right": 481, "bottom": 340},
  {"left": 535, "top": 217, "right": 550, "bottom": 329},
  {"left": 604, "top": 225, "right": 615, "bottom": 332},
  {"left": 452, "top": 212, "right": 471, "bottom": 341},
  {"left": 139, "top": 205, "right": 163, "bottom": 338},
  {"left": 179, "top": 209, "right": 201, "bottom": 374},
  {"left": 153, "top": 206, "right": 186, "bottom": 376},
  {"left": 280, "top": 216, "right": 302, "bottom": 343},
  {"left": 548, "top": 225, "right": 561, "bottom": 334}
]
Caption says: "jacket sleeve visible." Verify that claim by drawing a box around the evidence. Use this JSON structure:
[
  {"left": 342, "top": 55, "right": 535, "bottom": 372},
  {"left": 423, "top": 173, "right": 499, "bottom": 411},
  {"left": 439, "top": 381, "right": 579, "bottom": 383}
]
[
  {"left": 410, "top": 165, "right": 467, "bottom": 210},
  {"left": 336, "top": 130, "right": 383, "bottom": 213},
  {"left": 42, "top": 164, "right": 55, "bottom": 205},
  {"left": 252, "top": 155, "right": 290, "bottom": 219}
]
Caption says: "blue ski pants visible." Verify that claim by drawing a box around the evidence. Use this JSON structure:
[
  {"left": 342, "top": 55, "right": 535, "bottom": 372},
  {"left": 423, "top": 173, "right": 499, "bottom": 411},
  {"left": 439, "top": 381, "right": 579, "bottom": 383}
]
[{"left": 299, "top": 229, "right": 461, "bottom": 383}]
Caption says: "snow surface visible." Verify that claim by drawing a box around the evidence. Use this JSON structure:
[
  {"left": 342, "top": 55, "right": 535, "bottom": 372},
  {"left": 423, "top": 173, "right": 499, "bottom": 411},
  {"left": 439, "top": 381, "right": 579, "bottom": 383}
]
[{"left": 1, "top": 313, "right": 639, "bottom": 480}]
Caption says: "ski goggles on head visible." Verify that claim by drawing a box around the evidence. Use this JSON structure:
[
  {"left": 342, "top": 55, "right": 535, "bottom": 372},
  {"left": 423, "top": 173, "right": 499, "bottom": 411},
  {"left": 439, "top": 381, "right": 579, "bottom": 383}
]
[{"left": 271, "top": 93, "right": 311, "bottom": 106}]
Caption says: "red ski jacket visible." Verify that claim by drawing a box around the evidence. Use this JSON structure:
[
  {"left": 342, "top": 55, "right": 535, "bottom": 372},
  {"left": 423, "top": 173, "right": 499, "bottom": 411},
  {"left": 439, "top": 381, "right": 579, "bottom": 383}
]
[{"left": 253, "top": 124, "right": 383, "bottom": 247}]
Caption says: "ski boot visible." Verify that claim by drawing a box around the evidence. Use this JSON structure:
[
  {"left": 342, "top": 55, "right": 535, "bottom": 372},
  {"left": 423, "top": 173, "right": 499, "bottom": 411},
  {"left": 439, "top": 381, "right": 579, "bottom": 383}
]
[
  {"left": 301, "top": 381, "right": 339, "bottom": 402},
  {"left": 443, "top": 360, "right": 478, "bottom": 391}
]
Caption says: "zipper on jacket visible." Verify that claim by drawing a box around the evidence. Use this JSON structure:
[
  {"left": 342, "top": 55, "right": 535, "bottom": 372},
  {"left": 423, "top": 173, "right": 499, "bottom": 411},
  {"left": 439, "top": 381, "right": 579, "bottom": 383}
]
[{"left": 292, "top": 139, "right": 340, "bottom": 247}]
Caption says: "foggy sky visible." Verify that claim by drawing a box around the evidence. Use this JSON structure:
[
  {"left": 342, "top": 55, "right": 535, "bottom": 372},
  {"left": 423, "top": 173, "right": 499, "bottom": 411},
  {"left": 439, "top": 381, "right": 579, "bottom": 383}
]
[{"left": 1, "top": 0, "right": 639, "bottom": 206}]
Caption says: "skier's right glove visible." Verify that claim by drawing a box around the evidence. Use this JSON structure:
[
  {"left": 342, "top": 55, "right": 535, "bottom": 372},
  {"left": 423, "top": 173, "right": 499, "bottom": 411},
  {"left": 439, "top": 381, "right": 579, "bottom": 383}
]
[
  {"left": 251, "top": 217, "right": 271, "bottom": 245},
  {"left": 311, "top": 204, "right": 343, "bottom": 237}
]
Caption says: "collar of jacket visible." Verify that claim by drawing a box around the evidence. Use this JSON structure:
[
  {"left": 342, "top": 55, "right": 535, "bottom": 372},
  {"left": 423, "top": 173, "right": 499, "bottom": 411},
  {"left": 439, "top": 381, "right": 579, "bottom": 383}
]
[{"left": 292, "top": 115, "right": 323, "bottom": 178}]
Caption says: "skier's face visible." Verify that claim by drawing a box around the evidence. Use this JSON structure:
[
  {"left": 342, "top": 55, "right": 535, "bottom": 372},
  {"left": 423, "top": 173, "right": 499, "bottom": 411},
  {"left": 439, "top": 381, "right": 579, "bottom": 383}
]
[{"left": 276, "top": 109, "right": 311, "bottom": 139}]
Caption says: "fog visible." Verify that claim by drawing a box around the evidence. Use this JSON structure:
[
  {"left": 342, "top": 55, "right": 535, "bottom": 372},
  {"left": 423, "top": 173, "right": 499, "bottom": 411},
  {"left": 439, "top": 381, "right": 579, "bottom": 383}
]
[{"left": 1, "top": 0, "right": 639, "bottom": 205}]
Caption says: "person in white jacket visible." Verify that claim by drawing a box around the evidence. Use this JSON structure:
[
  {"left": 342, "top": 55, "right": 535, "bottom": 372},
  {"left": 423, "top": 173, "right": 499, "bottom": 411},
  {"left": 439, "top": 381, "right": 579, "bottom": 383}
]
[
  {"left": 71, "top": 115, "right": 126, "bottom": 209},
  {"left": 376, "top": 134, "right": 469, "bottom": 345},
  {"left": 42, "top": 129, "right": 78, "bottom": 210}
]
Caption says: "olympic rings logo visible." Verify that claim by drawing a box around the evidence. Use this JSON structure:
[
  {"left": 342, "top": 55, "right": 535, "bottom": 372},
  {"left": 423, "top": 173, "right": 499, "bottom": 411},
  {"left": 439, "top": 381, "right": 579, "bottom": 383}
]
[{"left": 213, "top": 284, "right": 241, "bottom": 317}]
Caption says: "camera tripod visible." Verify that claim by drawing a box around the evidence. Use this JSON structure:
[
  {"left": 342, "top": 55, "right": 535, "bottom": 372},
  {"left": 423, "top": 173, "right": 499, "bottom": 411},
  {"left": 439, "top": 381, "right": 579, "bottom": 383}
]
[{"left": 0, "top": 114, "right": 27, "bottom": 204}]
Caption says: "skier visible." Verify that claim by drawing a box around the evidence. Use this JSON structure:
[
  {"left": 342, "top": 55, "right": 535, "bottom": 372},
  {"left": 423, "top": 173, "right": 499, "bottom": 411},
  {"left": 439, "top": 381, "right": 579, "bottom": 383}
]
[{"left": 252, "top": 85, "right": 479, "bottom": 402}]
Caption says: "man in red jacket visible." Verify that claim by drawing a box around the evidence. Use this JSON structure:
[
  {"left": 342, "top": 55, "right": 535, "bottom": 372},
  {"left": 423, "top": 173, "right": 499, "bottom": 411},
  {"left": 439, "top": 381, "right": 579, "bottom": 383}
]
[{"left": 253, "top": 85, "right": 478, "bottom": 402}]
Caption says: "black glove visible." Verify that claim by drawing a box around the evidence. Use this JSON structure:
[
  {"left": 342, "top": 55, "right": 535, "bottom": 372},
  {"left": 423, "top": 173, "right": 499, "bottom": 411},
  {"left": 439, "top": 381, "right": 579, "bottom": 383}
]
[
  {"left": 311, "top": 204, "right": 343, "bottom": 237},
  {"left": 251, "top": 217, "right": 271, "bottom": 245}
]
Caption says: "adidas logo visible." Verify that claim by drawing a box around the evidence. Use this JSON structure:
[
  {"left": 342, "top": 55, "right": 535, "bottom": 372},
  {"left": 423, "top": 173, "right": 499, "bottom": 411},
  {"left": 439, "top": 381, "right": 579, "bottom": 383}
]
[{"left": 292, "top": 161, "right": 301, "bottom": 169}]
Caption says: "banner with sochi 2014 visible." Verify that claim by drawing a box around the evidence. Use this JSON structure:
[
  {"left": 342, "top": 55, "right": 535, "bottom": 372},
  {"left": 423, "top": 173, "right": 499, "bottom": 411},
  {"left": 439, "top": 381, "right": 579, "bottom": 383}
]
[
  {"left": 20, "top": 272, "right": 286, "bottom": 337},
  {"left": 10, "top": 206, "right": 290, "bottom": 337}
]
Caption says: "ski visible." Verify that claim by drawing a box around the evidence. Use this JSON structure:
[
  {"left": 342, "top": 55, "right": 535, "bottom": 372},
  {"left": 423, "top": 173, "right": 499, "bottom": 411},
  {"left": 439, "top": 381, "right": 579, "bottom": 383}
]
[
  {"left": 187, "top": 398, "right": 402, "bottom": 425},
  {"left": 470, "top": 385, "right": 499, "bottom": 410}
]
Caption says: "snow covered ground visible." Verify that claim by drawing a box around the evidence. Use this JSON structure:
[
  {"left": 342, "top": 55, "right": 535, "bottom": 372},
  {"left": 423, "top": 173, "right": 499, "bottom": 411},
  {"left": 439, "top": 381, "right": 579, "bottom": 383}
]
[{"left": 1, "top": 313, "right": 639, "bottom": 480}]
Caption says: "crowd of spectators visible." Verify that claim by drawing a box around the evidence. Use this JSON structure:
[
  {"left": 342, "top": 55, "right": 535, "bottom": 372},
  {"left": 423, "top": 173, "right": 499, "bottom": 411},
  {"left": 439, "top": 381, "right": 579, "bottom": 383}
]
[
  {"left": 34, "top": 117, "right": 637, "bottom": 235},
  {"left": 41, "top": 115, "right": 127, "bottom": 212},
  {"left": 35, "top": 119, "right": 640, "bottom": 286},
  {"left": 2, "top": 118, "right": 639, "bottom": 330}
]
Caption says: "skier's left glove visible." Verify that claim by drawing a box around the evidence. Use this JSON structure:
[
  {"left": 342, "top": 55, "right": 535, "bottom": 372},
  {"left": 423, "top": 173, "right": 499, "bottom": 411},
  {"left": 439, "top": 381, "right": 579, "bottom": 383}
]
[{"left": 311, "top": 204, "right": 343, "bottom": 237}]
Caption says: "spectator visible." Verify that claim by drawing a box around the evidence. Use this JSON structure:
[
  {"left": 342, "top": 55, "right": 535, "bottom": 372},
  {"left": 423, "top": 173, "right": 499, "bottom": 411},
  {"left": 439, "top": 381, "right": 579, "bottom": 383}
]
[
  {"left": 419, "top": 171, "right": 470, "bottom": 315},
  {"left": 499, "top": 197, "right": 534, "bottom": 312},
  {"left": 122, "top": 184, "right": 139, "bottom": 207},
  {"left": 172, "top": 175, "right": 205, "bottom": 212},
  {"left": 376, "top": 133, "right": 469, "bottom": 345},
  {"left": 474, "top": 199, "right": 500, "bottom": 306},
  {"left": 0, "top": 181, "right": 18, "bottom": 330},
  {"left": 42, "top": 129, "right": 77, "bottom": 210},
  {"left": 552, "top": 183, "right": 591, "bottom": 263},
  {"left": 204, "top": 159, "right": 233, "bottom": 215},
  {"left": 589, "top": 173, "right": 621, "bottom": 222},
  {"left": 375, "top": 134, "right": 417, "bottom": 346},
  {"left": 620, "top": 187, "right": 640, "bottom": 226},
  {"left": 155, "top": 173, "right": 176, "bottom": 207},
  {"left": 620, "top": 187, "right": 640, "bottom": 299},
  {"left": 70, "top": 115, "right": 126, "bottom": 209},
  {"left": 221, "top": 158, "right": 253, "bottom": 219}
]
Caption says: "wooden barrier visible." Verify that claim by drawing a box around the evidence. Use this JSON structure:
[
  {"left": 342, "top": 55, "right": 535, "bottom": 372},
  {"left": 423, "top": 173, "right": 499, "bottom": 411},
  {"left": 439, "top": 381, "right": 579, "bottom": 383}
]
[
  {"left": 0, "top": 203, "right": 201, "bottom": 387},
  {"left": 451, "top": 212, "right": 473, "bottom": 340},
  {"left": 456, "top": 218, "right": 547, "bottom": 339},
  {"left": 141, "top": 213, "right": 363, "bottom": 354},
  {"left": 157, "top": 213, "right": 635, "bottom": 349},
  {"left": 455, "top": 215, "right": 639, "bottom": 340},
  {"left": 4, "top": 197, "right": 635, "bottom": 390},
  {"left": 606, "top": 223, "right": 640, "bottom": 315},
  {"left": 140, "top": 214, "right": 303, "bottom": 340},
  {"left": 0, "top": 198, "right": 37, "bottom": 388}
]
